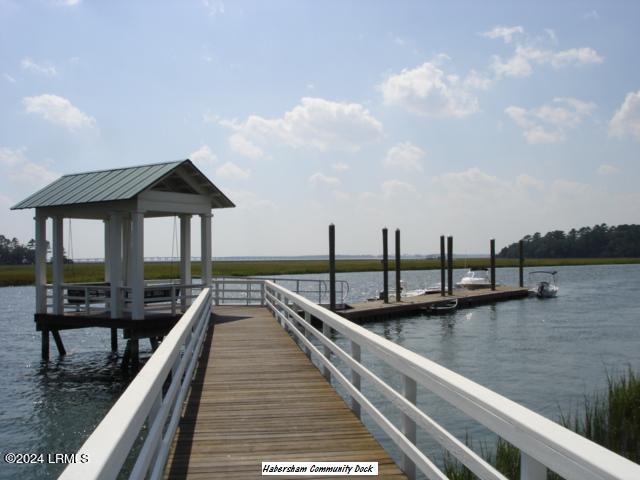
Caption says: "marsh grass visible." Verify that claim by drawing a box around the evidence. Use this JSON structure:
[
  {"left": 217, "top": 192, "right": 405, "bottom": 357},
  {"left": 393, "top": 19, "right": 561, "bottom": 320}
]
[
  {"left": 1, "top": 257, "right": 638, "bottom": 287},
  {"left": 443, "top": 368, "right": 640, "bottom": 479}
]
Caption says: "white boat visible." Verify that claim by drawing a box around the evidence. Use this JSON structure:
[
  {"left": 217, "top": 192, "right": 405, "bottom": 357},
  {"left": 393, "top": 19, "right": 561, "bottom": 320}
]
[
  {"left": 529, "top": 270, "right": 559, "bottom": 298},
  {"left": 456, "top": 268, "right": 494, "bottom": 290}
]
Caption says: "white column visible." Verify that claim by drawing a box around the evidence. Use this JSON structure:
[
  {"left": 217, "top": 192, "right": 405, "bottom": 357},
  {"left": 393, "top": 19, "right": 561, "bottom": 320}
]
[
  {"left": 122, "top": 216, "right": 131, "bottom": 286},
  {"left": 131, "top": 211, "right": 145, "bottom": 320},
  {"left": 52, "top": 215, "right": 64, "bottom": 315},
  {"left": 35, "top": 212, "right": 48, "bottom": 314},
  {"left": 103, "top": 219, "right": 111, "bottom": 282},
  {"left": 180, "top": 214, "right": 192, "bottom": 310},
  {"left": 109, "top": 213, "right": 122, "bottom": 319},
  {"left": 200, "top": 213, "right": 212, "bottom": 287}
]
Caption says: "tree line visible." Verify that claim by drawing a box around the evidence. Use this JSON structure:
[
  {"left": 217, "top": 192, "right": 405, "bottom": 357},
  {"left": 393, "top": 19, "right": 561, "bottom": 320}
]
[
  {"left": 498, "top": 224, "right": 640, "bottom": 258},
  {"left": 0, "top": 235, "right": 71, "bottom": 265}
]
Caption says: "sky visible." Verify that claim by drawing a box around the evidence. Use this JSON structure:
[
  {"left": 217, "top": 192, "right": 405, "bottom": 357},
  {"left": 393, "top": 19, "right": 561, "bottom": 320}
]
[{"left": 1, "top": 0, "right": 639, "bottom": 258}]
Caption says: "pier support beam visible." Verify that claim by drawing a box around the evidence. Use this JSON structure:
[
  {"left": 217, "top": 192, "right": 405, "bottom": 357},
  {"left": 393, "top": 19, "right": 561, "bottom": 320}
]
[
  {"left": 395, "top": 229, "right": 401, "bottom": 302},
  {"left": 34, "top": 212, "right": 47, "bottom": 314},
  {"left": 329, "top": 224, "right": 336, "bottom": 311},
  {"left": 51, "top": 330, "right": 66, "bottom": 356},
  {"left": 440, "top": 235, "right": 445, "bottom": 297},
  {"left": 447, "top": 236, "right": 453, "bottom": 295},
  {"left": 103, "top": 218, "right": 111, "bottom": 282},
  {"left": 382, "top": 228, "right": 389, "bottom": 304},
  {"left": 490, "top": 238, "right": 496, "bottom": 291},
  {"left": 519, "top": 239, "right": 525, "bottom": 287},
  {"left": 42, "top": 330, "right": 49, "bottom": 362},
  {"left": 200, "top": 213, "right": 212, "bottom": 287},
  {"left": 180, "top": 214, "right": 192, "bottom": 311},
  {"left": 52, "top": 215, "right": 64, "bottom": 315},
  {"left": 110, "top": 328, "right": 118, "bottom": 353}
]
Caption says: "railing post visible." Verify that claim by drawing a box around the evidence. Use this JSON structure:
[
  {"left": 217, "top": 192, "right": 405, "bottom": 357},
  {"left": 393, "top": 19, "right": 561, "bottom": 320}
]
[
  {"left": 350, "top": 341, "right": 361, "bottom": 418},
  {"left": 260, "top": 281, "right": 266, "bottom": 306},
  {"left": 85, "top": 287, "right": 90, "bottom": 314},
  {"left": 215, "top": 280, "right": 220, "bottom": 306},
  {"left": 303, "top": 312, "right": 312, "bottom": 358},
  {"left": 520, "top": 452, "right": 546, "bottom": 480},
  {"left": 402, "top": 375, "right": 417, "bottom": 480},
  {"left": 322, "top": 322, "right": 332, "bottom": 382},
  {"left": 246, "top": 282, "right": 250, "bottom": 305},
  {"left": 170, "top": 285, "right": 176, "bottom": 316}
]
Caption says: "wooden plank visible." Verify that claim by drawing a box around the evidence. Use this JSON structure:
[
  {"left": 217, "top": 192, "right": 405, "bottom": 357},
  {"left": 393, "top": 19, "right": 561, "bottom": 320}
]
[{"left": 163, "top": 306, "right": 406, "bottom": 479}]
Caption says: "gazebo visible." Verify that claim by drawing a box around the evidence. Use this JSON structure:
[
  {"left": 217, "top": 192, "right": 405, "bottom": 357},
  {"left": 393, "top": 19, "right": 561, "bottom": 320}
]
[{"left": 12, "top": 159, "right": 234, "bottom": 365}]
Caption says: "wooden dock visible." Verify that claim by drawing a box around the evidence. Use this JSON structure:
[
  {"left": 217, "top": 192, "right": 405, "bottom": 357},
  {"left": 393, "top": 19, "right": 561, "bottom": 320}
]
[
  {"left": 340, "top": 286, "right": 529, "bottom": 322},
  {"left": 163, "top": 306, "right": 406, "bottom": 479}
]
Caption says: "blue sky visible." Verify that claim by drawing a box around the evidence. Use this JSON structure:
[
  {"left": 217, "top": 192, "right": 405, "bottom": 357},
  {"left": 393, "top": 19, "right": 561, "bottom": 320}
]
[{"left": 1, "top": 1, "right": 639, "bottom": 258}]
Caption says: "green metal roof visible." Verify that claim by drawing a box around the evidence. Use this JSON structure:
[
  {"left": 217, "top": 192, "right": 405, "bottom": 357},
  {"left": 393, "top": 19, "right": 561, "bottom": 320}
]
[{"left": 11, "top": 160, "right": 235, "bottom": 210}]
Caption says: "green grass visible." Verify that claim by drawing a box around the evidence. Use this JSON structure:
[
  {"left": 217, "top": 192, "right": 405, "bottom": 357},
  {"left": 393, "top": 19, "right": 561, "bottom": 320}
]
[
  {"left": 443, "top": 367, "right": 640, "bottom": 479},
  {"left": 0, "top": 257, "right": 638, "bottom": 287}
]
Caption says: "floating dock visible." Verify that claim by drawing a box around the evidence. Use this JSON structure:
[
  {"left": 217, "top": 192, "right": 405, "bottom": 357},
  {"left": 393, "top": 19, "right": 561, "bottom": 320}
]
[{"left": 339, "top": 286, "right": 530, "bottom": 322}]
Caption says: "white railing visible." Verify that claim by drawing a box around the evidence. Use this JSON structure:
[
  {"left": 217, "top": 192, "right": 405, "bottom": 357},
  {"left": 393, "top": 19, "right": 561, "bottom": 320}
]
[
  {"left": 59, "top": 288, "right": 212, "bottom": 480},
  {"left": 264, "top": 280, "right": 640, "bottom": 480}
]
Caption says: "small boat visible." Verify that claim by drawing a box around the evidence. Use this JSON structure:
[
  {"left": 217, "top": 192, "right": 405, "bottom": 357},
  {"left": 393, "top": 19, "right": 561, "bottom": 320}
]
[
  {"left": 529, "top": 271, "right": 559, "bottom": 298},
  {"left": 456, "top": 268, "right": 494, "bottom": 290},
  {"left": 423, "top": 298, "right": 458, "bottom": 314}
]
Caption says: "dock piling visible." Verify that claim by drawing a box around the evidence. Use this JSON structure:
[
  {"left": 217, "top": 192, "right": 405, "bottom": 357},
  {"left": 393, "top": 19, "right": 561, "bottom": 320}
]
[
  {"left": 395, "top": 229, "right": 401, "bottom": 302},
  {"left": 110, "top": 328, "right": 118, "bottom": 352},
  {"left": 519, "top": 239, "right": 525, "bottom": 287},
  {"left": 382, "top": 228, "right": 389, "bottom": 304},
  {"left": 329, "top": 224, "right": 336, "bottom": 311},
  {"left": 440, "top": 235, "right": 445, "bottom": 297},
  {"left": 447, "top": 236, "right": 453, "bottom": 295},
  {"left": 41, "top": 329, "right": 49, "bottom": 361},
  {"left": 490, "top": 238, "right": 496, "bottom": 291},
  {"left": 51, "top": 330, "right": 66, "bottom": 356}
]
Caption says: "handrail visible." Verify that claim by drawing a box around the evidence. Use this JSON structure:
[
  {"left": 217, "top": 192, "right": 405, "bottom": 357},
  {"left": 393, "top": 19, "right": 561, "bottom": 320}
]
[
  {"left": 60, "top": 288, "right": 213, "bottom": 480},
  {"left": 264, "top": 280, "right": 640, "bottom": 480}
]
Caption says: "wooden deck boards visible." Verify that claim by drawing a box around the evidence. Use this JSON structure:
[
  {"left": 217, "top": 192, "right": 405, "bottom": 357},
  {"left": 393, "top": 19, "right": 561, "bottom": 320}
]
[{"left": 163, "top": 306, "right": 406, "bottom": 479}]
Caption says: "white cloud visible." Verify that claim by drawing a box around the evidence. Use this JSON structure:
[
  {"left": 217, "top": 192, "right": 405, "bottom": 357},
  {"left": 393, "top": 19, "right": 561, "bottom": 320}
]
[
  {"left": 583, "top": 10, "right": 599, "bottom": 20},
  {"left": 203, "top": 0, "right": 224, "bottom": 15},
  {"left": 380, "top": 61, "right": 480, "bottom": 117},
  {"left": 50, "top": 0, "right": 81, "bottom": 5},
  {"left": 609, "top": 90, "right": 640, "bottom": 141},
  {"left": 3, "top": 73, "right": 16, "bottom": 83},
  {"left": 505, "top": 97, "right": 595, "bottom": 144},
  {"left": 516, "top": 174, "right": 545, "bottom": 190},
  {"left": 226, "top": 189, "right": 275, "bottom": 210},
  {"left": 229, "top": 133, "right": 264, "bottom": 159},
  {"left": 23, "top": 94, "right": 96, "bottom": 131},
  {"left": 0, "top": 147, "right": 59, "bottom": 188},
  {"left": 381, "top": 179, "right": 419, "bottom": 199},
  {"left": 189, "top": 145, "right": 217, "bottom": 167},
  {"left": 21, "top": 57, "right": 57, "bottom": 76},
  {"left": 332, "top": 162, "right": 349, "bottom": 172},
  {"left": 492, "top": 45, "right": 603, "bottom": 78},
  {"left": 597, "top": 164, "right": 620, "bottom": 175},
  {"left": 215, "top": 161, "right": 250, "bottom": 180},
  {"left": 309, "top": 172, "right": 340, "bottom": 187},
  {"left": 481, "top": 25, "right": 524, "bottom": 44},
  {"left": 383, "top": 142, "right": 425, "bottom": 171},
  {"left": 222, "top": 97, "right": 383, "bottom": 152}
]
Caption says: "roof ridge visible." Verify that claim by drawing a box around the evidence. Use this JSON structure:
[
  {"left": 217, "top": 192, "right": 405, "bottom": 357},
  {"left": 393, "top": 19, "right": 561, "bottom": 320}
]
[{"left": 59, "top": 159, "right": 187, "bottom": 177}]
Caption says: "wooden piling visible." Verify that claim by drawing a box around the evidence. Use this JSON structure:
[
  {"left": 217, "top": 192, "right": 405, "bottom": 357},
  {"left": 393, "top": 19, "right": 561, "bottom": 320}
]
[
  {"left": 131, "top": 339, "right": 140, "bottom": 370},
  {"left": 110, "top": 328, "right": 118, "bottom": 352},
  {"left": 490, "top": 238, "right": 496, "bottom": 291},
  {"left": 395, "top": 229, "right": 401, "bottom": 302},
  {"left": 519, "top": 239, "right": 525, "bottom": 287},
  {"left": 447, "top": 236, "right": 453, "bottom": 295},
  {"left": 440, "top": 235, "right": 446, "bottom": 297},
  {"left": 329, "top": 224, "right": 336, "bottom": 311},
  {"left": 382, "top": 228, "right": 389, "bottom": 304},
  {"left": 42, "top": 329, "right": 49, "bottom": 361}
]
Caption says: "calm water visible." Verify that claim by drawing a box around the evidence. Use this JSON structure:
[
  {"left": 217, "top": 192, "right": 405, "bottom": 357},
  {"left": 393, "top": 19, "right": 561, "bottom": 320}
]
[{"left": 0, "top": 264, "right": 639, "bottom": 478}]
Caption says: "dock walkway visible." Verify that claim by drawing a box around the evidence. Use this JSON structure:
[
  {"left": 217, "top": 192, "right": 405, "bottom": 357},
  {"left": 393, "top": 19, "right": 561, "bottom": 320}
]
[{"left": 163, "top": 306, "right": 406, "bottom": 479}]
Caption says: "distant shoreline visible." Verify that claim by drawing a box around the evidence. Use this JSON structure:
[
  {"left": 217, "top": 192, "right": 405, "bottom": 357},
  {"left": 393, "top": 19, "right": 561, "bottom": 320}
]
[{"left": 1, "top": 257, "right": 638, "bottom": 287}]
